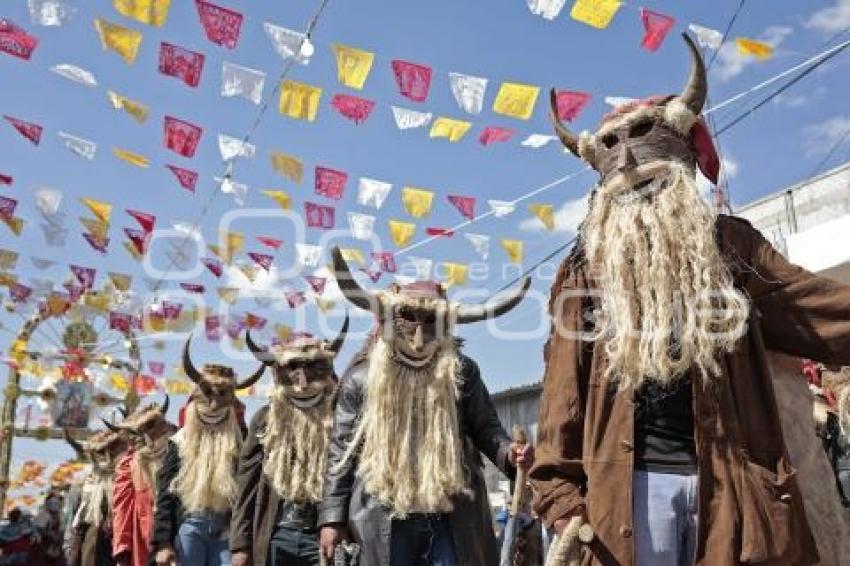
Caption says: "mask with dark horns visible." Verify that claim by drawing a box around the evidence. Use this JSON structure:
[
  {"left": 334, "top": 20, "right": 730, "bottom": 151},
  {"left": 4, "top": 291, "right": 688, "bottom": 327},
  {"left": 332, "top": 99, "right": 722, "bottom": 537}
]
[
  {"left": 64, "top": 427, "right": 128, "bottom": 472},
  {"left": 103, "top": 395, "right": 175, "bottom": 450}
]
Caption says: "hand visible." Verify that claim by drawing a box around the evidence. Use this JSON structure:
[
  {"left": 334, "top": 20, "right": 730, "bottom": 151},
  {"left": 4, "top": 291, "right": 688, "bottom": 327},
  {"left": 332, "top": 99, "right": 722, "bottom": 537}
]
[
  {"left": 319, "top": 524, "right": 348, "bottom": 561},
  {"left": 231, "top": 551, "right": 250, "bottom": 566},
  {"left": 508, "top": 442, "right": 534, "bottom": 471},
  {"left": 553, "top": 507, "right": 586, "bottom": 535},
  {"left": 155, "top": 546, "right": 176, "bottom": 566}
]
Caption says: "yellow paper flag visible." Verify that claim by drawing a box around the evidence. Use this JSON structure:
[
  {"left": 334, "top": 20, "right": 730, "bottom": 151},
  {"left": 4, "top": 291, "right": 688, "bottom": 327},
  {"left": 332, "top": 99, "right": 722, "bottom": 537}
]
[
  {"left": 279, "top": 80, "right": 323, "bottom": 122},
  {"left": 736, "top": 38, "right": 773, "bottom": 60},
  {"left": 164, "top": 378, "right": 191, "bottom": 395},
  {"left": 332, "top": 44, "right": 375, "bottom": 90},
  {"left": 402, "top": 187, "right": 435, "bottom": 218},
  {"left": 238, "top": 264, "right": 259, "bottom": 283},
  {"left": 429, "top": 117, "right": 473, "bottom": 142},
  {"left": 108, "top": 272, "right": 132, "bottom": 292},
  {"left": 274, "top": 323, "right": 293, "bottom": 342},
  {"left": 79, "top": 217, "right": 110, "bottom": 239},
  {"left": 217, "top": 287, "right": 240, "bottom": 304},
  {"left": 81, "top": 198, "right": 112, "bottom": 223},
  {"left": 442, "top": 262, "right": 468, "bottom": 287},
  {"left": 83, "top": 291, "right": 112, "bottom": 313},
  {"left": 501, "top": 239, "right": 524, "bottom": 264},
  {"left": 110, "top": 373, "right": 130, "bottom": 393},
  {"left": 388, "top": 220, "right": 416, "bottom": 247},
  {"left": 223, "top": 231, "right": 245, "bottom": 254},
  {"left": 339, "top": 248, "right": 364, "bottom": 265},
  {"left": 107, "top": 91, "right": 149, "bottom": 123},
  {"left": 0, "top": 272, "right": 18, "bottom": 287},
  {"left": 570, "top": 0, "right": 622, "bottom": 29},
  {"left": 0, "top": 249, "right": 18, "bottom": 270},
  {"left": 315, "top": 298, "right": 335, "bottom": 313},
  {"left": 113, "top": 148, "right": 150, "bottom": 168},
  {"left": 2, "top": 216, "right": 24, "bottom": 236},
  {"left": 493, "top": 82, "right": 541, "bottom": 120},
  {"left": 261, "top": 189, "right": 292, "bottom": 210},
  {"left": 269, "top": 151, "right": 303, "bottom": 183},
  {"left": 112, "top": 0, "right": 171, "bottom": 27},
  {"left": 529, "top": 204, "right": 555, "bottom": 231},
  {"left": 94, "top": 19, "right": 143, "bottom": 64}
]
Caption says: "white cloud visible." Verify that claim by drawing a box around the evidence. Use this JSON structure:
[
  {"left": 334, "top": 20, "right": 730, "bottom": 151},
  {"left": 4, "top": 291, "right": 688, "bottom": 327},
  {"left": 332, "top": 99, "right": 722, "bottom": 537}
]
[
  {"left": 803, "top": 115, "right": 850, "bottom": 156},
  {"left": 805, "top": 0, "right": 850, "bottom": 34},
  {"left": 519, "top": 195, "right": 589, "bottom": 234},
  {"left": 713, "top": 26, "right": 793, "bottom": 82}
]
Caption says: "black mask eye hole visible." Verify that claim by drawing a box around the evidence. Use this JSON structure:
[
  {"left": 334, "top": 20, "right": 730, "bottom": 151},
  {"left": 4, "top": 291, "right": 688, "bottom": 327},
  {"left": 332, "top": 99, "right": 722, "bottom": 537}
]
[
  {"left": 629, "top": 120, "right": 654, "bottom": 138},
  {"left": 600, "top": 133, "right": 618, "bottom": 149},
  {"left": 397, "top": 306, "right": 417, "bottom": 322}
]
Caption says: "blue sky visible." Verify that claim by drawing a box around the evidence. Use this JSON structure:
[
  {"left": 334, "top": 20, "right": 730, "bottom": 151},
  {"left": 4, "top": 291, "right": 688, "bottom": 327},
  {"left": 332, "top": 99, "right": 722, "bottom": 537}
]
[{"left": 1, "top": 0, "right": 849, "bottom": 471}]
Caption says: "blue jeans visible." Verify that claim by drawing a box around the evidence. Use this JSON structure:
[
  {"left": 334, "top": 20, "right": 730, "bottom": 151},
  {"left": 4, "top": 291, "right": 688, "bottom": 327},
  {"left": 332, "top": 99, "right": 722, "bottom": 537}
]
[
  {"left": 390, "top": 515, "right": 456, "bottom": 566},
  {"left": 267, "top": 526, "right": 319, "bottom": 566},
  {"left": 633, "top": 470, "right": 699, "bottom": 566},
  {"left": 175, "top": 512, "right": 231, "bottom": 566}
]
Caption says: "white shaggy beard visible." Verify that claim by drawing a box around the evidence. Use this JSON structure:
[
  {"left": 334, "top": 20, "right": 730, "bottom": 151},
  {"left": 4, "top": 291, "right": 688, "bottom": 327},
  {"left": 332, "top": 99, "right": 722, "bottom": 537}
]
[
  {"left": 169, "top": 404, "right": 242, "bottom": 514},
  {"left": 260, "top": 386, "right": 335, "bottom": 504},
  {"left": 581, "top": 162, "right": 750, "bottom": 389},
  {"left": 74, "top": 468, "right": 113, "bottom": 527},
  {"left": 341, "top": 337, "right": 466, "bottom": 517}
]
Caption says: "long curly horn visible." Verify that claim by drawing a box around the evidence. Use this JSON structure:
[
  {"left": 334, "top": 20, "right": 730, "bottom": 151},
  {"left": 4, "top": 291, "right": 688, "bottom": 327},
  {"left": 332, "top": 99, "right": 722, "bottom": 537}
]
[
  {"left": 680, "top": 33, "right": 707, "bottom": 115},
  {"left": 101, "top": 418, "right": 122, "bottom": 434},
  {"left": 455, "top": 277, "right": 532, "bottom": 324},
  {"left": 330, "top": 246, "right": 382, "bottom": 315},
  {"left": 182, "top": 335, "right": 203, "bottom": 385},
  {"left": 117, "top": 405, "right": 128, "bottom": 418},
  {"left": 160, "top": 394, "right": 170, "bottom": 416},
  {"left": 549, "top": 88, "right": 582, "bottom": 159},
  {"left": 328, "top": 312, "right": 350, "bottom": 355},
  {"left": 64, "top": 428, "right": 86, "bottom": 461},
  {"left": 245, "top": 331, "right": 276, "bottom": 365}
]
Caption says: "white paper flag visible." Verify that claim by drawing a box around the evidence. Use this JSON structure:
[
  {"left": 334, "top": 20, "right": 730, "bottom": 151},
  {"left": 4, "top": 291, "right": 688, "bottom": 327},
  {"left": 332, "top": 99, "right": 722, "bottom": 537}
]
[
  {"left": 357, "top": 178, "right": 393, "bottom": 209},
  {"left": 347, "top": 212, "right": 376, "bottom": 241},
  {"left": 172, "top": 220, "right": 201, "bottom": 238},
  {"left": 405, "top": 256, "right": 433, "bottom": 281},
  {"left": 30, "top": 257, "right": 56, "bottom": 270},
  {"left": 448, "top": 73, "right": 488, "bottom": 115},
  {"left": 526, "top": 0, "right": 568, "bottom": 20},
  {"left": 218, "top": 134, "right": 256, "bottom": 162},
  {"left": 28, "top": 0, "right": 76, "bottom": 26},
  {"left": 521, "top": 134, "right": 558, "bottom": 148},
  {"left": 263, "top": 22, "right": 312, "bottom": 65},
  {"left": 295, "top": 243, "right": 322, "bottom": 268},
  {"left": 605, "top": 96, "right": 638, "bottom": 108},
  {"left": 41, "top": 223, "right": 68, "bottom": 247},
  {"left": 487, "top": 200, "right": 516, "bottom": 218},
  {"left": 35, "top": 187, "right": 63, "bottom": 217},
  {"left": 58, "top": 132, "right": 97, "bottom": 160},
  {"left": 464, "top": 233, "right": 491, "bottom": 259},
  {"left": 391, "top": 106, "right": 433, "bottom": 130},
  {"left": 221, "top": 62, "right": 266, "bottom": 105},
  {"left": 688, "top": 24, "right": 724, "bottom": 51},
  {"left": 215, "top": 176, "right": 248, "bottom": 206},
  {"left": 50, "top": 64, "right": 97, "bottom": 87}
]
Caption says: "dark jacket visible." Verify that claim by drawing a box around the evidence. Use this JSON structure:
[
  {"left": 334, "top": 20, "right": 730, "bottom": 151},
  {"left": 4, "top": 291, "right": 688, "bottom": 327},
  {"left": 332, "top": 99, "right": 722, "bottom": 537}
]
[
  {"left": 229, "top": 406, "right": 320, "bottom": 566},
  {"left": 150, "top": 439, "right": 182, "bottom": 552},
  {"left": 318, "top": 352, "right": 514, "bottom": 566},
  {"left": 530, "top": 216, "right": 850, "bottom": 565}
]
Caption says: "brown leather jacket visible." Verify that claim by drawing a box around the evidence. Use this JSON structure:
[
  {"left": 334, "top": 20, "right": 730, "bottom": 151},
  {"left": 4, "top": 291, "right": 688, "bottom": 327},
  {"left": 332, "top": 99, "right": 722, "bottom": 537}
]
[{"left": 530, "top": 215, "right": 850, "bottom": 566}]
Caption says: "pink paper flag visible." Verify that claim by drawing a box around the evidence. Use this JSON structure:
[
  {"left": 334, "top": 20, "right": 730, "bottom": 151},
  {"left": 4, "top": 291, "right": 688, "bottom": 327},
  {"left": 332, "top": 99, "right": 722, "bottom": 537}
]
[
  {"left": 371, "top": 251, "right": 397, "bottom": 273},
  {"left": 164, "top": 116, "right": 203, "bottom": 158},
  {"left": 201, "top": 257, "right": 223, "bottom": 277},
  {"left": 305, "top": 201, "right": 335, "bottom": 229},
  {"left": 0, "top": 173, "right": 12, "bottom": 185},
  {"left": 315, "top": 166, "right": 348, "bottom": 200},
  {"left": 391, "top": 60, "right": 432, "bottom": 102},
  {"left": 285, "top": 290, "right": 307, "bottom": 308},
  {"left": 640, "top": 8, "right": 675, "bottom": 52},
  {"left": 448, "top": 194, "right": 476, "bottom": 220},
  {"left": 148, "top": 361, "right": 165, "bottom": 376},
  {"left": 360, "top": 268, "right": 382, "bottom": 283},
  {"left": 555, "top": 90, "right": 592, "bottom": 122},
  {"left": 426, "top": 227, "right": 455, "bottom": 237},
  {"left": 4, "top": 115, "right": 42, "bottom": 145},
  {"left": 0, "top": 19, "right": 38, "bottom": 61},
  {"left": 256, "top": 236, "right": 283, "bottom": 250},
  {"left": 225, "top": 317, "right": 244, "bottom": 339},
  {"left": 205, "top": 315, "right": 222, "bottom": 341},
  {"left": 330, "top": 94, "right": 376, "bottom": 124},
  {"left": 124, "top": 227, "right": 149, "bottom": 254},
  {"left": 161, "top": 301, "right": 183, "bottom": 319},
  {"left": 109, "top": 311, "right": 133, "bottom": 332},
  {"left": 10, "top": 283, "right": 32, "bottom": 303},
  {"left": 64, "top": 283, "right": 86, "bottom": 302},
  {"left": 166, "top": 165, "right": 199, "bottom": 191},
  {"left": 70, "top": 265, "right": 96, "bottom": 289},
  {"left": 127, "top": 209, "right": 156, "bottom": 233},
  {"left": 479, "top": 126, "right": 515, "bottom": 146},
  {"left": 83, "top": 233, "right": 110, "bottom": 254},
  {"left": 0, "top": 196, "right": 18, "bottom": 218},
  {"left": 194, "top": 0, "right": 243, "bottom": 49},
  {"left": 180, "top": 282, "right": 205, "bottom": 294},
  {"left": 248, "top": 252, "right": 274, "bottom": 272},
  {"left": 159, "top": 42, "right": 205, "bottom": 88},
  {"left": 304, "top": 275, "right": 326, "bottom": 294}
]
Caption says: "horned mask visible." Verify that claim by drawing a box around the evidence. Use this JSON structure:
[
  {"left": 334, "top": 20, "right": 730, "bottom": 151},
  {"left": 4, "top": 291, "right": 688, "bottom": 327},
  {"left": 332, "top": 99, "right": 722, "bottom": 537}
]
[
  {"left": 64, "top": 427, "right": 128, "bottom": 472},
  {"left": 246, "top": 316, "right": 348, "bottom": 410},
  {"left": 103, "top": 395, "right": 175, "bottom": 450}
]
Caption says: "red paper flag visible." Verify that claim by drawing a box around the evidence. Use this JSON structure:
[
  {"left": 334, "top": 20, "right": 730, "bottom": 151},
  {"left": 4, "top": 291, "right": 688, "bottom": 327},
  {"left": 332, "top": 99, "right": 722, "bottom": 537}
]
[
  {"left": 166, "top": 165, "right": 199, "bottom": 191},
  {"left": 124, "top": 227, "right": 149, "bottom": 254},
  {"left": 0, "top": 173, "right": 12, "bottom": 185},
  {"left": 0, "top": 19, "right": 38, "bottom": 61},
  {"left": 180, "top": 282, "right": 205, "bottom": 294},
  {"left": 205, "top": 315, "right": 222, "bottom": 341},
  {"left": 479, "top": 127, "right": 515, "bottom": 146},
  {"left": 109, "top": 311, "right": 133, "bottom": 332},
  {"left": 555, "top": 90, "right": 592, "bottom": 122},
  {"left": 194, "top": 0, "right": 243, "bottom": 49},
  {"left": 304, "top": 275, "right": 326, "bottom": 294},
  {"left": 448, "top": 194, "right": 476, "bottom": 220},
  {"left": 314, "top": 166, "right": 348, "bottom": 200},
  {"left": 248, "top": 252, "right": 274, "bottom": 272},
  {"left": 10, "top": 283, "right": 32, "bottom": 303},
  {"left": 244, "top": 312, "right": 267, "bottom": 330},
  {"left": 426, "top": 228, "right": 455, "bottom": 237},
  {"left": 159, "top": 42, "right": 205, "bottom": 88},
  {"left": 640, "top": 8, "right": 675, "bottom": 52},
  {"left": 285, "top": 290, "right": 307, "bottom": 308},
  {"left": 127, "top": 209, "right": 156, "bottom": 233},
  {"left": 391, "top": 60, "right": 432, "bottom": 102},
  {"left": 371, "top": 251, "right": 397, "bottom": 273},
  {"left": 256, "top": 236, "right": 282, "bottom": 250},
  {"left": 4, "top": 115, "right": 42, "bottom": 145},
  {"left": 305, "top": 202, "right": 335, "bottom": 229},
  {"left": 0, "top": 196, "right": 18, "bottom": 218},
  {"left": 148, "top": 361, "right": 165, "bottom": 376},
  {"left": 330, "top": 94, "right": 376, "bottom": 124},
  {"left": 164, "top": 116, "right": 203, "bottom": 158},
  {"left": 83, "top": 233, "right": 110, "bottom": 254},
  {"left": 70, "top": 265, "right": 96, "bottom": 289},
  {"left": 135, "top": 375, "right": 158, "bottom": 395},
  {"left": 360, "top": 268, "right": 382, "bottom": 283},
  {"left": 201, "top": 257, "right": 223, "bottom": 277}
]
